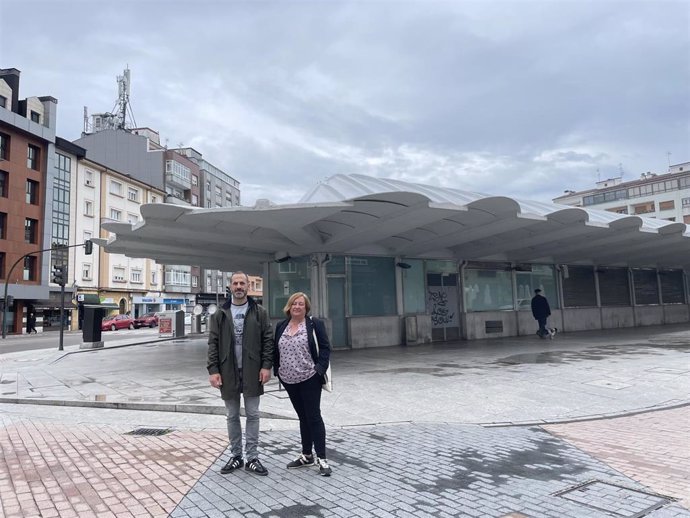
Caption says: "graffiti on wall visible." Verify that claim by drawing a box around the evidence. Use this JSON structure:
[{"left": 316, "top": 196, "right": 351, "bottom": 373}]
[{"left": 426, "top": 287, "right": 458, "bottom": 328}]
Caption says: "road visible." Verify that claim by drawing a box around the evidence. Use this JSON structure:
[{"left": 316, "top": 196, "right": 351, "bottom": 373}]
[{"left": 0, "top": 326, "right": 166, "bottom": 354}]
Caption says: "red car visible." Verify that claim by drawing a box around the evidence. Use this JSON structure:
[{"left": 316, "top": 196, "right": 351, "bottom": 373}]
[
  {"left": 101, "top": 314, "right": 134, "bottom": 331},
  {"left": 133, "top": 312, "right": 159, "bottom": 328}
]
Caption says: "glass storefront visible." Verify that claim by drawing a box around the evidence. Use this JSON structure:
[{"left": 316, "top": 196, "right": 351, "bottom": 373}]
[
  {"left": 268, "top": 256, "right": 311, "bottom": 318},
  {"left": 464, "top": 264, "right": 514, "bottom": 311},
  {"left": 515, "top": 264, "right": 559, "bottom": 310},
  {"left": 401, "top": 259, "right": 425, "bottom": 314}
]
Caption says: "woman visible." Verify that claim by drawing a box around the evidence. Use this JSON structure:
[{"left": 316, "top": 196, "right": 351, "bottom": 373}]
[{"left": 274, "top": 292, "right": 332, "bottom": 476}]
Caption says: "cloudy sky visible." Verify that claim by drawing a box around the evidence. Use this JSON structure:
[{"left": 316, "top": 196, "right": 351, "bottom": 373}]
[{"left": 2, "top": 0, "right": 688, "bottom": 205}]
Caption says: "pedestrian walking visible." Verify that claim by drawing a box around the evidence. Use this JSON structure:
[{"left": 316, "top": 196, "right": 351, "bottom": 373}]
[
  {"left": 26, "top": 311, "right": 37, "bottom": 334},
  {"left": 274, "top": 292, "right": 332, "bottom": 476},
  {"left": 531, "top": 288, "right": 556, "bottom": 339},
  {"left": 207, "top": 271, "right": 274, "bottom": 476}
]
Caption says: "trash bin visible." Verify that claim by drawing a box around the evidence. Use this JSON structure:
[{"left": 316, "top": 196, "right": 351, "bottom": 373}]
[
  {"left": 190, "top": 314, "right": 202, "bottom": 334},
  {"left": 80, "top": 305, "right": 115, "bottom": 349},
  {"left": 158, "top": 310, "right": 186, "bottom": 338}
]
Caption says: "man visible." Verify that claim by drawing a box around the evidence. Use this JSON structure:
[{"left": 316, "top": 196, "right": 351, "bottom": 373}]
[
  {"left": 531, "top": 288, "right": 556, "bottom": 339},
  {"left": 207, "top": 271, "right": 274, "bottom": 476}
]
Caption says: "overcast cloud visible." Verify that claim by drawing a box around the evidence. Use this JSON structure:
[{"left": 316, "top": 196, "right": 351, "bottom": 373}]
[{"left": 2, "top": 0, "right": 688, "bottom": 205}]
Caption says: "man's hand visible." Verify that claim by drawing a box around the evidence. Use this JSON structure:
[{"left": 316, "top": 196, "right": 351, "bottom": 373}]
[
  {"left": 209, "top": 373, "right": 222, "bottom": 388},
  {"left": 259, "top": 368, "right": 271, "bottom": 385}
]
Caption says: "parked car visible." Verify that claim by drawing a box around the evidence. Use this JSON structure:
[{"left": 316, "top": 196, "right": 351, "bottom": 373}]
[
  {"left": 133, "top": 312, "right": 159, "bottom": 328},
  {"left": 101, "top": 314, "right": 135, "bottom": 331}
]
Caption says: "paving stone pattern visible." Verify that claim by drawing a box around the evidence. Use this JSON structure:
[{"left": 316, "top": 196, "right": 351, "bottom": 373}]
[{"left": 172, "top": 422, "right": 690, "bottom": 518}]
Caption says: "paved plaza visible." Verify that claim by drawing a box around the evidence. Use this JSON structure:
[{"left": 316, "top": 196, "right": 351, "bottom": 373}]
[{"left": 0, "top": 324, "right": 688, "bottom": 517}]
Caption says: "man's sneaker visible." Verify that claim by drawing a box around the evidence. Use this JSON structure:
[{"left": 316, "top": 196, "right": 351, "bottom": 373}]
[
  {"left": 287, "top": 453, "right": 315, "bottom": 469},
  {"left": 220, "top": 456, "right": 243, "bottom": 474},
  {"left": 245, "top": 458, "right": 268, "bottom": 476},
  {"left": 316, "top": 457, "right": 332, "bottom": 477}
]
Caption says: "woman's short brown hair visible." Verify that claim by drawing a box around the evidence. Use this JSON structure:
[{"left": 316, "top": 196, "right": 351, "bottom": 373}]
[{"left": 283, "top": 292, "right": 311, "bottom": 318}]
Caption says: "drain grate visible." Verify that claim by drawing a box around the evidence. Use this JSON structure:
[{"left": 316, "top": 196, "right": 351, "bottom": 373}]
[
  {"left": 125, "top": 427, "right": 173, "bottom": 436},
  {"left": 554, "top": 480, "right": 674, "bottom": 517}
]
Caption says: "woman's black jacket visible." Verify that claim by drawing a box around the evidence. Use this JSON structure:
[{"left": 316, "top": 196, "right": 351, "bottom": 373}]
[{"left": 274, "top": 316, "right": 331, "bottom": 378}]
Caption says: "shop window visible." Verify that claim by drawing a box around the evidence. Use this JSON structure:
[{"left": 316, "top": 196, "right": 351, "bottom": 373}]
[
  {"left": 268, "top": 256, "right": 311, "bottom": 318},
  {"left": 562, "top": 265, "right": 597, "bottom": 307},
  {"left": 402, "top": 259, "right": 425, "bottom": 314},
  {"left": 632, "top": 269, "right": 659, "bottom": 305},
  {"left": 515, "top": 264, "right": 559, "bottom": 310},
  {"left": 347, "top": 256, "right": 397, "bottom": 316},
  {"left": 464, "top": 268, "right": 513, "bottom": 311}
]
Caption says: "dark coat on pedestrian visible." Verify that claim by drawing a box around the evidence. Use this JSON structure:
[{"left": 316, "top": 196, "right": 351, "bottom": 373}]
[
  {"left": 531, "top": 294, "right": 551, "bottom": 320},
  {"left": 206, "top": 296, "right": 274, "bottom": 399},
  {"left": 273, "top": 316, "right": 331, "bottom": 379}
]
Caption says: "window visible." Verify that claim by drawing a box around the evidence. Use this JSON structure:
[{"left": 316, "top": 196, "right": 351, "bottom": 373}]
[
  {"left": 0, "top": 171, "right": 6, "bottom": 197},
  {"left": 0, "top": 132, "right": 8, "bottom": 159},
  {"left": 127, "top": 213, "right": 138, "bottom": 224},
  {"left": 30, "top": 111, "right": 40, "bottom": 123},
  {"left": 206, "top": 273, "right": 212, "bottom": 291},
  {"left": 401, "top": 259, "right": 426, "bottom": 314},
  {"left": 165, "top": 268, "right": 190, "bottom": 286},
  {"left": 192, "top": 275, "right": 199, "bottom": 288},
  {"left": 685, "top": 215, "right": 690, "bottom": 224},
  {"left": 659, "top": 200, "right": 675, "bottom": 211},
  {"left": 348, "top": 256, "right": 397, "bottom": 316},
  {"left": 464, "top": 267, "right": 514, "bottom": 311},
  {"left": 23, "top": 256, "right": 36, "bottom": 281},
  {"left": 632, "top": 202, "right": 654, "bottom": 215},
  {"left": 82, "top": 263, "right": 92, "bottom": 280},
  {"left": 515, "top": 264, "right": 559, "bottom": 310},
  {"left": 24, "top": 218, "right": 38, "bottom": 244},
  {"left": 113, "top": 267, "right": 126, "bottom": 282},
  {"left": 682, "top": 197, "right": 690, "bottom": 207},
  {"left": 26, "top": 180, "right": 39, "bottom": 204},
  {"left": 27, "top": 144, "right": 40, "bottom": 170},
  {"left": 110, "top": 208, "right": 122, "bottom": 221},
  {"left": 84, "top": 170, "right": 94, "bottom": 187},
  {"left": 0, "top": 252, "right": 4, "bottom": 278},
  {"left": 660, "top": 270, "right": 685, "bottom": 304},
  {"left": 110, "top": 180, "right": 122, "bottom": 196},
  {"left": 151, "top": 271, "right": 157, "bottom": 285},
  {"left": 127, "top": 187, "right": 139, "bottom": 202},
  {"left": 84, "top": 200, "right": 93, "bottom": 216},
  {"left": 191, "top": 193, "right": 198, "bottom": 205},
  {"left": 192, "top": 174, "right": 198, "bottom": 186},
  {"left": 131, "top": 269, "right": 142, "bottom": 283},
  {"left": 0, "top": 212, "right": 5, "bottom": 239},
  {"left": 83, "top": 230, "right": 92, "bottom": 242},
  {"left": 680, "top": 177, "right": 690, "bottom": 189},
  {"left": 151, "top": 195, "right": 158, "bottom": 203},
  {"left": 225, "top": 193, "right": 233, "bottom": 206},
  {"left": 0, "top": 95, "right": 6, "bottom": 108}
]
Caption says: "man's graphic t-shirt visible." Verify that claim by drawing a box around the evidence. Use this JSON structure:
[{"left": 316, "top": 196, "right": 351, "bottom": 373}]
[{"left": 231, "top": 302, "right": 248, "bottom": 368}]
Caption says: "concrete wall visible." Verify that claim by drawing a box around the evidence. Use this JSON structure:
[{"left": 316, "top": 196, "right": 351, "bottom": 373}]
[
  {"left": 462, "top": 311, "right": 518, "bottom": 340},
  {"left": 663, "top": 304, "right": 690, "bottom": 324},
  {"left": 634, "top": 306, "right": 664, "bottom": 326},
  {"left": 561, "top": 308, "right": 602, "bottom": 332},
  {"left": 515, "top": 309, "right": 564, "bottom": 336},
  {"left": 403, "top": 314, "right": 432, "bottom": 345},
  {"left": 349, "top": 316, "right": 401, "bottom": 348},
  {"left": 600, "top": 307, "right": 635, "bottom": 328}
]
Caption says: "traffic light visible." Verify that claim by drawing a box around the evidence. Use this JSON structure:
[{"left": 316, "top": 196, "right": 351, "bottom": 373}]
[
  {"left": 52, "top": 265, "right": 66, "bottom": 286},
  {"left": 84, "top": 239, "right": 93, "bottom": 255}
]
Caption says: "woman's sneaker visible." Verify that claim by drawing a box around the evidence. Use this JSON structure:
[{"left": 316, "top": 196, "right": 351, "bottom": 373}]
[
  {"left": 316, "top": 457, "right": 332, "bottom": 477},
  {"left": 287, "top": 453, "right": 314, "bottom": 469}
]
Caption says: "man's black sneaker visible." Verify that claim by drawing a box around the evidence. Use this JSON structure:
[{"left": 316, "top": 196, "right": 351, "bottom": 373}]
[
  {"left": 245, "top": 458, "right": 268, "bottom": 476},
  {"left": 316, "top": 457, "right": 332, "bottom": 477},
  {"left": 287, "top": 453, "right": 315, "bottom": 469},
  {"left": 220, "top": 456, "right": 243, "bottom": 474}
]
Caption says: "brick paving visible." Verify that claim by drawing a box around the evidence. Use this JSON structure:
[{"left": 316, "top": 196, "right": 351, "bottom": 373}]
[
  {"left": 546, "top": 405, "right": 690, "bottom": 510},
  {"left": 0, "top": 415, "right": 227, "bottom": 518}
]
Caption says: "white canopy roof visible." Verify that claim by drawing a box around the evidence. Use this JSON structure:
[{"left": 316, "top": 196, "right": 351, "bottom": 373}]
[{"left": 102, "top": 174, "right": 690, "bottom": 274}]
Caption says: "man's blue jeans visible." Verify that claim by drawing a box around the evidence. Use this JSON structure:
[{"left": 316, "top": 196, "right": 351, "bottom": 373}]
[
  {"left": 224, "top": 395, "right": 261, "bottom": 461},
  {"left": 537, "top": 317, "right": 548, "bottom": 337}
]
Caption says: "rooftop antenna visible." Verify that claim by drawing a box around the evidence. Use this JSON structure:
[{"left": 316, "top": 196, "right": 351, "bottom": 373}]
[
  {"left": 667, "top": 151, "right": 672, "bottom": 170},
  {"left": 618, "top": 162, "right": 624, "bottom": 179},
  {"left": 596, "top": 168, "right": 600, "bottom": 182}
]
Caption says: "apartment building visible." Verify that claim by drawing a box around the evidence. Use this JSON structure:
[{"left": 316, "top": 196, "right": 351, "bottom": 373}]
[
  {"left": 553, "top": 162, "right": 690, "bottom": 225},
  {"left": 71, "top": 157, "right": 165, "bottom": 326},
  {"left": 0, "top": 68, "right": 58, "bottom": 335}
]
